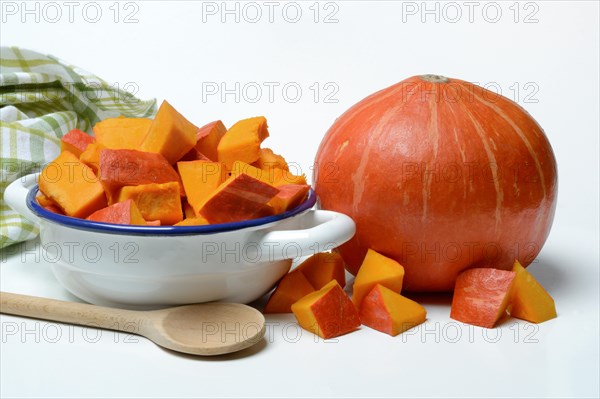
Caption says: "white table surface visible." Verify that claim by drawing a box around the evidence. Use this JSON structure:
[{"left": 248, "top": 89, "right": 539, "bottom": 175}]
[{"left": 1, "top": 1, "right": 599, "bottom": 398}]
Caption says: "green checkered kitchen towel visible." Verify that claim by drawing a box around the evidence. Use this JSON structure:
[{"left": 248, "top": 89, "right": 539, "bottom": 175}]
[{"left": 0, "top": 47, "right": 156, "bottom": 249}]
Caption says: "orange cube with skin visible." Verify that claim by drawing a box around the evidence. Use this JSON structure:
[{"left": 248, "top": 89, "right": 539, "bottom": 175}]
[
  {"left": 61, "top": 129, "right": 94, "bottom": 157},
  {"left": 39, "top": 151, "right": 107, "bottom": 218},
  {"left": 268, "top": 184, "right": 310, "bottom": 214},
  {"left": 359, "top": 284, "right": 427, "bottom": 336},
  {"left": 264, "top": 269, "right": 314, "bottom": 314},
  {"left": 296, "top": 252, "right": 346, "bottom": 289},
  {"left": 86, "top": 199, "right": 146, "bottom": 225},
  {"left": 140, "top": 101, "right": 198, "bottom": 164},
  {"left": 99, "top": 149, "right": 182, "bottom": 194},
  {"left": 197, "top": 173, "right": 279, "bottom": 224},
  {"left": 174, "top": 216, "right": 210, "bottom": 226},
  {"left": 450, "top": 268, "right": 516, "bottom": 328},
  {"left": 117, "top": 182, "right": 183, "bottom": 225},
  {"left": 177, "top": 161, "right": 225, "bottom": 215},
  {"left": 253, "top": 148, "right": 288, "bottom": 171},
  {"left": 93, "top": 117, "right": 152, "bottom": 150},
  {"left": 509, "top": 261, "right": 557, "bottom": 323},
  {"left": 194, "top": 120, "right": 227, "bottom": 162},
  {"left": 217, "top": 117, "right": 269, "bottom": 169},
  {"left": 291, "top": 280, "right": 361, "bottom": 339},
  {"left": 352, "top": 249, "right": 405, "bottom": 308}
]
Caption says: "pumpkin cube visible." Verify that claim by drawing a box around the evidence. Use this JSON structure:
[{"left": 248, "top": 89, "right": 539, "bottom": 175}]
[
  {"left": 291, "top": 280, "right": 361, "bottom": 339},
  {"left": 352, "top": 249, "right": 405, "bottom": 308},
  {"left": 253, "top": 148, "right": 289, "bottom": 171},
  {"left": 146, "top": 220, "right": 161, "bottom": 226},
  {"left": 359, "top": 284, "right": 427, "bottom": 336},
  {"left": 194, "top": 120, "right": 227, "bottom": 162},
  {"left": 197, "top": 173, "right": 279, "bottom": 224},
  {"left": 140, "top": 101, "right": 198, "bottom": 164},
  {"left": 118, "top": 182, "right": 183, "bottom": 225},
  {"left": 450, "top": 268, "right": 516, "bottom": 328},
  {"left": 177, "top": 161, "right": 225, "bottom": 215},
  {"left": 296, "top": 252, "right": 346, "bottom": 289},
  {"left": 217, "top": 116, "right": 269, "bottom": 169},
  {"left": 264, "top": 269, "right": 314, "bottom": 314},
  {"left": 99, "top": 149, "right": 182, "bottom": 194},
  {"left": 86, "top": 199, "right": 146, "bottom": 225},
  {"left": 39, "top": 151, "right": 107, "bottom": 218},
  {"left": 509, "top": 261, "right": 557, "bottom": 323},
  {"left": 93, "top": 117, "right": 152, "bottom": 150},
  {"left": 269, "top": 184, "right": 310, "bottom": 214},
  {"left": 61, "top": 129, "right": 94, "bottom": 157}
]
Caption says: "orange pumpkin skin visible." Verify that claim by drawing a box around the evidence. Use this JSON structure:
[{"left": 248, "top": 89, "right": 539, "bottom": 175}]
[{"left": 314, "top": 75, "right": 558, "bottom": 292}]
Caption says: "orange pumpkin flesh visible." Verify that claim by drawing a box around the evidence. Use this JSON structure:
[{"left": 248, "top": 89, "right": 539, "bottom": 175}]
[{"left": 314, "top": 75, "right": 558, "bottom": 292}]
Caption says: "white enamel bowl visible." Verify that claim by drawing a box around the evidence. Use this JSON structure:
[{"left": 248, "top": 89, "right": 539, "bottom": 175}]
[{"left": 5, "top": 174, "right": 355, "bottom": 309}]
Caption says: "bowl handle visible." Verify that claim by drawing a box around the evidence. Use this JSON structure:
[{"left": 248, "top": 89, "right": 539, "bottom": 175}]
[
  {"left": 251, "top": 209, "right": 356, "bottom": 262},
  {"left": 4, "top": 173, "right": 40, "bottom": 225}
]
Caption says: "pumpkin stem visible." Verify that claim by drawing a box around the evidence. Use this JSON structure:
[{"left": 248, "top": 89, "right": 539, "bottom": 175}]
[{"left": 420, "top": 74, "right": 449, "bottom": 83}]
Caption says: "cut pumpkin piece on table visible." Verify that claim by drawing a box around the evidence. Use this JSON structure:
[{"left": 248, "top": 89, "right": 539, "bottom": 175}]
[
  {"left": 118, "top": 182, "right": 183, "bottom": 225},
  {"left": 359, "top": 284, "right": 427, "bottom": 336},
  {"left": 93, "top": 117, "right": 152, "bottom": 150},
  {"left": 39, "top": 151, "right": 107, "bottom": 218},
  {"left": 194, "top": 120, "right": 227, "bottom": 162},
  {"left": 197, "top": 173, "right": 279, "bottom": 224},
  {"left": 292, "top": 280, "right": 361, "bottom": 339},
  {"left": 296, "top": 252, "right": 346, "bottom": 289},
  {"left": 61, "top": 129, "right": 94, "bottom": 157},
  {"left": 140, "top": 101, "right": 198, "bottom": 164},
  {"left": 509, "top": 260, "right": 557, "bottom": 323},
  {"left": 264, "top": 269, "right": 315, "bottom": 314},
  {"left": 450, "top": 268, "right": 516, "bottom": 328},
  {"left": 268, "top": 184, "right": 310, "bottom": 214},
  {"left": 99, "top": 149, "right": 183, "bottom": 194},
  {"left": 86, "top": 199, "right": 146, "bottom": 225},
  {"left": 217, "top": 116, "right": 269, "bottom": 169},
  {"left": 177, "top": 161, "right": 225, "bottom": 215},
  {"left": 352, "top": 249, "right": 405, "bottom": 308}
]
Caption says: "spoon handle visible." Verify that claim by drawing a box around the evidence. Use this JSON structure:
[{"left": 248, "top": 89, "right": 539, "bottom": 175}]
[{"left": 0, "top": 292, "right": 143, "bottom": 333}]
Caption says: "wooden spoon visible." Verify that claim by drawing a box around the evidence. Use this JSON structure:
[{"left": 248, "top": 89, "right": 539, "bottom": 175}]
[{"left": 0, "top": 292, "right": 265, "bottom": 356}]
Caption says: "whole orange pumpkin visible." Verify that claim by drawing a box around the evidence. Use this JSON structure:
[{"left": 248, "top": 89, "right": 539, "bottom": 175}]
[{"left": 314, "top": 75, "right": 557, "bottom": 292}]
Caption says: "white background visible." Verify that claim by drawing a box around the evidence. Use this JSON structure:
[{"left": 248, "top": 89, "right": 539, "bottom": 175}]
[{"left": 1, "top": 1, "right": 599, "bottom": 398}]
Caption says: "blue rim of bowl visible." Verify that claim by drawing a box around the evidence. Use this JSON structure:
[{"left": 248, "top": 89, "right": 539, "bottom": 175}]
[{"left": 27, "top": 185, "right": 316, "bottom": 236}]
